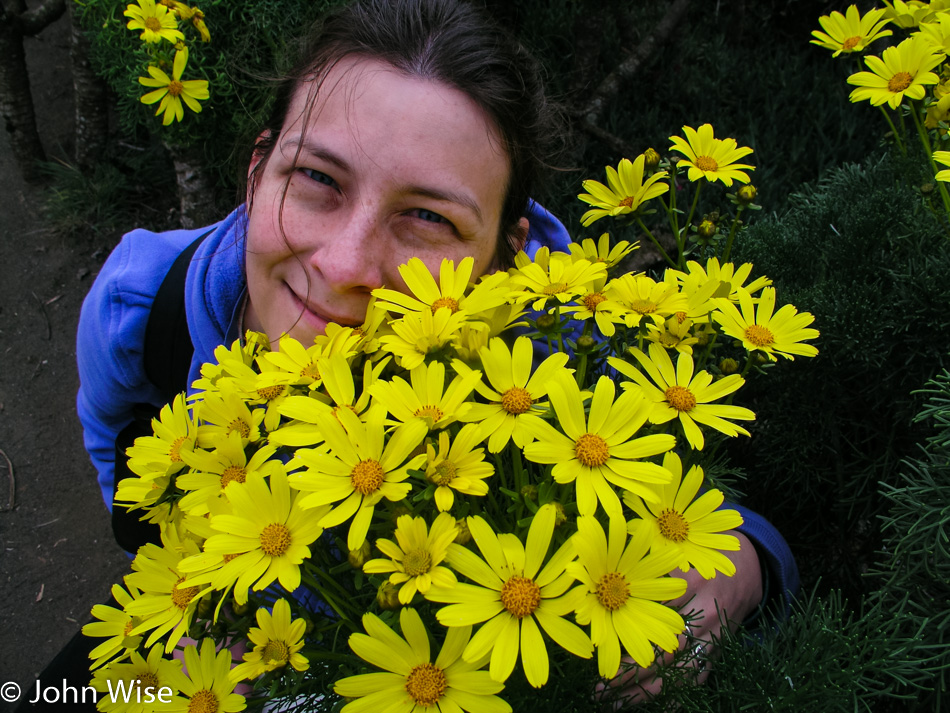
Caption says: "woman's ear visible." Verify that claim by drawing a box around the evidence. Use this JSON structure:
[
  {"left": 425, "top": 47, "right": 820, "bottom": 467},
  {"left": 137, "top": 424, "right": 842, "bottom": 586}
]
[{"left": 512, "top": 217, "right": 530, "bottom": 254}]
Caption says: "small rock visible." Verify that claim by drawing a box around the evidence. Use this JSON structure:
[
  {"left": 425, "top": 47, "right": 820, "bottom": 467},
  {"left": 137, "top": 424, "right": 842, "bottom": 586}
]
[{"left": 76, "top": 267, "right": 90, "bottom": 280}]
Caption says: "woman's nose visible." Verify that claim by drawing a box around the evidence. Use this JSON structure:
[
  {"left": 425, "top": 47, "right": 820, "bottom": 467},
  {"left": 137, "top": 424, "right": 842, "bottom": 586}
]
[{"left": 311, "top": 202, "right": 385, "bottom": 293}]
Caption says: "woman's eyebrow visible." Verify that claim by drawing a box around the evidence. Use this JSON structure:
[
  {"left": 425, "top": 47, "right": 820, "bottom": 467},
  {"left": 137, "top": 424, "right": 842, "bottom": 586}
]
[{"left": 282, "top": 137, "right": 350, "bottom": 172}]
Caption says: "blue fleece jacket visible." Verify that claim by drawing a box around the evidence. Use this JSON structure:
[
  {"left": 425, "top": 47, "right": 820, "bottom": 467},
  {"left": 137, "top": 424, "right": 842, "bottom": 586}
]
[{"left": 76, "top": 201, "right": 798, "bottom": 612}]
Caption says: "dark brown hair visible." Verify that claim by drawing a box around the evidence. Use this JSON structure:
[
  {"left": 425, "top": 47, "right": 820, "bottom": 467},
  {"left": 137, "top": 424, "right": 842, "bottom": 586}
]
[{"left": 246, "top": 0, "right": 564, "bottom": 267}]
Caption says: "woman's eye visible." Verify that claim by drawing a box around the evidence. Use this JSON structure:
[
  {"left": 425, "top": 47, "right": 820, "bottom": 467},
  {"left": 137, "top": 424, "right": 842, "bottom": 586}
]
[
  {"left": 301, "top": 168, "right": 337, "bottom": 187},
  {"left": 411, "top": 208, "right": 450, "bottom": 225}
]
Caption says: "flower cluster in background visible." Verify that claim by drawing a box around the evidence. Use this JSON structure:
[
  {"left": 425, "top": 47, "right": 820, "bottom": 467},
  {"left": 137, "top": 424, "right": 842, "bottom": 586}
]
[
  {"left": 812, "top": 1, "right": 950, "bottom": 225},
  {"left": 123, "top": 0, "right": 210, "bottom": 125}
]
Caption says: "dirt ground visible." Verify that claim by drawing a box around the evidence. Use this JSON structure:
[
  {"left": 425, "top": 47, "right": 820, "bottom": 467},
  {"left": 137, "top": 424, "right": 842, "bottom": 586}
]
[{"left": 0, "top": 11, "right": 132, "bottom": 711}]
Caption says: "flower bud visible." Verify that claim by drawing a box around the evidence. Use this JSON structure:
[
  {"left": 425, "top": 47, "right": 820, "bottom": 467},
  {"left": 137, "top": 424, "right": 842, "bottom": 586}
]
[
  {"left": 454, "top": 518, "right": 472, "bottom": 545},
  {"left": 348, "top": 539, "right": 372, "bottom": 569},
  {"left": 376, "top": 582, "right": 401, "bottom": 611},
  {"left": 737, "top": 185, "right": 758, "bottom": 204},
  {"left": 197, "top": 596, "right": 215, "bottom": 619},
  {"left": 390, "top": 504, "right": 412, "bottom": 523},
  {"left": 576, "top": 335, "right": 597, "bottom": 353},
  {"left": 643, "top": 148, "right": 661, "bottom": 170},
  {"left": 697, "top": 219, "right": 717, "bottom": 239},
  {"left": 921, "top": 182, "right": 935, "bottom": 195},
  {"left": 520, "top": 484, "right": 538, "bottom": 501},
  {"left": 231, "top": 600, "right": 252, "bottom": 616},
  {"left": 719, "top": 358, "right": 738, "bottom": 375},
  {"left": 536, "top": 313, "right": 558, "bottom": 334}
]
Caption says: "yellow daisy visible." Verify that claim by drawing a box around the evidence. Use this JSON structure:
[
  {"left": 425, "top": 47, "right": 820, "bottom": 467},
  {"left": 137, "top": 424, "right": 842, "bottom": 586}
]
[
  {"left": 370, "top": 360, "right": 480, "bottom": 431},
  {"left": 427, "top": 506, "right": 593, "bottom": 687},
  {"left": 459, "top": 336, "right": 571, "bottom": 453},
  {"left": 669, "top": 124, "right": 755, "bottom": 187},
  {"left": 271, "top": 353, "right": 384, "bottom": 447},
  {"left": 378, "top": 307, "right": 468, "bottom": 369},
  {"left": 608, "top": 344, "right": 756, "bottom": 451},
  {"left": 624, "top": 452, "right": 744, "bottom": 580},
  {"left": 194, "top": 391, "right": 264, "bottom": 449},
  {"left": 523, "top": 373, "right": 675, "bottom": 517},
  {"left": 712, "top": 286, "right": 820, "bottom": 361},
  {"left": 672, "top": 257, "right": 771, "bottom": 305},
  {"left": 364, "top": 512, "right": 459, "bottom": 603},
  {"left": 229, "top": 599, "right": 309, "bottom": 682},
  {"left": 424, "top": 425, "right": 494, "bottom": 511},
  {"left": 186, "top": 470, "right": 328, "bottom": 604},
  {"left": 934, "top": 150, "right": 950, "bottom": 180},
  {"left": 124, "top": 393, "right": 196, "bottom": 479},
  {"left": 568, "top": 233, "right": 638, "bottom": 269},
  {"left": 373, "top": 256, "right": 509, "bottom": 318},
  {"left": 847, "top": 35, "right": 942, "bottom": 109},
  {"left": 335, "top": 607, "right": 511, "bottom": 713},
  {"left": 810, "top": 5, "right": 893, "bottom": 56},
  {"left": 259, "top": 334, "right": 328, "bottom": 390},
  {"left": 139, "top": 48, "right": 209, "bottom": 126},
  {"left": 164, "top": 637, "right": 246, "bottom": 713},
  {"left": 91, "top": 644, "right": 186, "bottom": 713},
  {"left": 124, "top": 0, "right": 184, "bottom": 43},
  {"left": 604, "top": 271, "right": 689, "bottom": 329},
  {"left": 124, "top": 537, "right": 206, "bottom": 653},
  {"left": 507, "top": 252, "right": 607, "bottom": 312},
  {"left": 644, "top": 315, "right": 700, "bottom": 355},
  {"left": 882, "top": 0, "right": 949, "bottom": 29},
  {"left": 916, "top": 13, "right": 950, "bottom": 56},
  {"left": 567, "top": 515, "right": 686, "bottom": 677},
  {"left": 82, "top": 582, "right": 143, "bottom": 670},
  {"left": 454, "top": 302, "right": 528, "bottom": 362},
  {"left": 578, "top": 154, "right": 670, "bottom": 227},
  {"left": 288, "top": 405, "right": 427, "bottom": 550},
  {"left": 177, "top": 432, "right": 281, "bottom": 515}
]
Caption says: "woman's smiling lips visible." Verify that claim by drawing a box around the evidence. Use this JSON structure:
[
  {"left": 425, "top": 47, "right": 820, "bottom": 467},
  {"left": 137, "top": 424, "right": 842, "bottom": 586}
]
[{"left": 286, "top": 284, "right": 361, "bottom": 330}]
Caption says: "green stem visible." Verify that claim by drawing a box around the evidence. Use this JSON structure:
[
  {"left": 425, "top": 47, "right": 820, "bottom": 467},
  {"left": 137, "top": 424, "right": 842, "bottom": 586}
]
[
  {"left": 721, "top": 205, "right": 746, "bottom": 264},
  {"left": 575, "top": 321, "right": 594, "bottom": 387},
  {"left": 879, "top": 106, "right": 906, "bottom": 156},
  {"left": 910, "top": 101, "right": 950, "bottom": 221},
  {"left": 681, "top": 180, "right": 703, "bottom": 268},
  {"left": 667, "top": 162, "right": 680, "bottom": 238},
  {"left": 555, "top": 305, "right": 565, "bottom": 354},
  {"left": 636, "top": 216, "right": 676, "bottom": 268}
]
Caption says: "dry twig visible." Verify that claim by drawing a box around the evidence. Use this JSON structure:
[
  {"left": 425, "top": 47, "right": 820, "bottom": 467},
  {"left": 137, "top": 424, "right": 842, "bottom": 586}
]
[{"left": 1, "top": 447, "right": 14, "bottom": 511}]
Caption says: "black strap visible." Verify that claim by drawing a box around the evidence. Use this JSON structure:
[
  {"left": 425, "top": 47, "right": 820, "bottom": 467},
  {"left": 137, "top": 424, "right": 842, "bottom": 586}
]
[{"left": 111, "top": 231, "right": 210, "bottom": 554}]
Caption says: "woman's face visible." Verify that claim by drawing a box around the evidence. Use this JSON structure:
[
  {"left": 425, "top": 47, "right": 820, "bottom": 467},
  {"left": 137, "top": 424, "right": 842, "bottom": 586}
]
[{"left": 244, "top": 56, "right": 516, "bottom": 345}]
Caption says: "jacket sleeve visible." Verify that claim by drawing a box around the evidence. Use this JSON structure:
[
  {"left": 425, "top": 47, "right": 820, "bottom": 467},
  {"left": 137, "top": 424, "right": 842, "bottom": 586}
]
[
  {"left": 733, "top": 504, "right": 799, "bottom": 618},
  {"left": 76, "top": 230, "right": 193, "bottom": 508}
]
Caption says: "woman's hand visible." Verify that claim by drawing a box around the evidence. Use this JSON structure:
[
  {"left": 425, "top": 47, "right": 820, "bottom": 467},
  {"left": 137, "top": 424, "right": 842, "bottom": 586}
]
[{"left": 597, "top": 531, "right": 763, "bottom": 708}]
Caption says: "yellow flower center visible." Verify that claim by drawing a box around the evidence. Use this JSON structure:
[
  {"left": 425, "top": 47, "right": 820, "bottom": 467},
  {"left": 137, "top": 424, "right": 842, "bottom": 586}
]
[
  {"left": 500, "top": 386, "right": 533, "bottom": 415},
  {"left": 744, "top": 323, "right": 775, "bottom": 347},
  {"left": 187, "top": 689, "right": 219, "bottom": 713},
  {"left": 429, "top": 460, "right": 457, "bottom": 486},
  {"left": 135, "top": 673, "right": 160, "bottom": 696},
  {"left": 404, "top": 663, "right": 448, "bottom": 706},
  {"left": 168, "top": 435, "right": 188, "bottom": 462},
  {"left": 542, "top": 282, "right": 569, "bottom": 295},
  {"left": 888, "top": 71, "right": 913, "bottom": 93},
  {"left": 171, "top": 577, "right": 199, "bottom": 610},
  {"left": 259, "top": 523, "right": 292, "bottom": 557},
  {"left": 657, "top": 508, "right": 690, "bottom": 542},
  {"left": 262, "top": 639, "right": 290, "bottom": 666},
  {"left": 403, "top": 548, "right": 433, "bottom": 577},
  {"left": 665, "top": 385, "right": 697, "bottom": 412},
  {"left": 123, "top": 620, "right": 135, "bottom": 637},
  {"left": 618, "top": 196, "right": 635, "bottom": 208},
  {"left": 574, "top": 433, "right": 610, "bottom": 467},
  {"left": 582, "top": 293, "right": 607, "bottom": 312},
  {"left": 228, "top": 418, "right": 250, "bottom": 439},
  {"left": 695, "top": 155, "right": 719, "bottom": 172},
  {"left": 144, "top": 17, "right": 162, "bottom": 32},
  {"left": 675, "top": 311, "right": 688, "bottom": 323},
  {"left": 841, "top": 35, "right": 861, "bottom": 51},
  {"left": 657, "top": 332, "right": 680, "bottom": 348},
  {"left": 300, "top": 362, "right": 321, "bottom": 380},
  {"left": 220, "top": 465, "right": 246, "bottom": 489},
  {"left": 167, "top": 80, "right": 184, "bottom": 98},
  {"left": 413, "top": 405, "right": 444, "bottom": 427},
  {"left": 430, "top": 296, "right": 460, "bottom": 314},
  {"left": 595, "top": 571, "right": 630, "bottom": 611},
  {"left": 256, "top": 385, "right": 285, "bottom": 401},
  {"left": 500, "top": 576, "right": 541, "bottom": 618},
  {"left": 222, "top": 553, "right": 239, "bottom": 564},
  {"left": 629, "top": 299, "right": 657, "bottom": 314},
  {"left": 350, "top": 459, "right": 385, "bottom": 494}
]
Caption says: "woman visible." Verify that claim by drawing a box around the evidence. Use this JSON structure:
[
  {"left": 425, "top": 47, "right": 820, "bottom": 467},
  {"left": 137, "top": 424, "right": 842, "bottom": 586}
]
[{"left": 73, "top": 0, "right": 794, "bottom": 706}]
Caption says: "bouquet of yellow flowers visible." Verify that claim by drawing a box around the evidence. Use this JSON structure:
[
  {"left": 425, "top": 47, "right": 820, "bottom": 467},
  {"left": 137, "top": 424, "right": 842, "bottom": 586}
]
[{"left": 83, "top": 130, "right": 819, "bottom": 712}]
